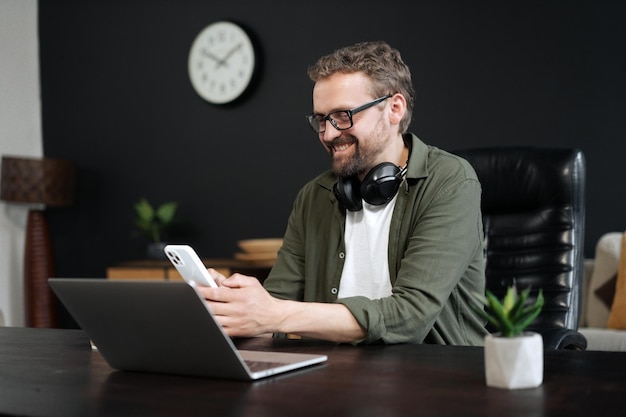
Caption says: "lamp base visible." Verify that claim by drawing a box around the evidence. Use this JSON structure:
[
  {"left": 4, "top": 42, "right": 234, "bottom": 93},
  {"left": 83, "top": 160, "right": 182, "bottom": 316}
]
[{"left": 24, "top": 209, "right": 58, "bottom": 328}]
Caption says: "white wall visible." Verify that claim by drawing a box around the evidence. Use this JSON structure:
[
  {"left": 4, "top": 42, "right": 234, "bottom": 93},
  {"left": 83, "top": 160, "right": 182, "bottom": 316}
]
[{"left": 0, "top": 0, "right": 42, "bottom": 326}]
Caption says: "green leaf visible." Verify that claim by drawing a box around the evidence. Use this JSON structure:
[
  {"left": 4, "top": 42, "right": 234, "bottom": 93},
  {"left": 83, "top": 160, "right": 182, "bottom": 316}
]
[
  {"left": 155, "top": 202, "right": 177, "bottom": 224},
  {"left": 472, "top": 303, "right": 500, "bottom": 329},
  {"left": 134, "top": 198, "right": 154, "bottom": 224},
  {"left": 502, "top": 286, "right": 517, "bottom": 314},
  {"left": 512, "top": 309, "right": 541, "bottom": 334},
  {"left": 509, "top": 287, "right": 531, "bottom": 322},
  {"left": 485, "top": 290, "right": 514, "bottom": 335}
]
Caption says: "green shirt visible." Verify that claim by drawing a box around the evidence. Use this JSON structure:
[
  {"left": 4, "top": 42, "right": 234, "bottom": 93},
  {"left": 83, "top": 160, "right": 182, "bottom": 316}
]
[{"left": 264, "top": 134, "right": 487, "bottom": 345}]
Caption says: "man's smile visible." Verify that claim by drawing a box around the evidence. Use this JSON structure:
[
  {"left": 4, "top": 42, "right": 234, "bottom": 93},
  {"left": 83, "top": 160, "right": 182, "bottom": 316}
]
[
  {"left": 332, "top": 142, "right": 354, "bottom": 154},
  {"left": 329, "top": 137, "right": 357, "bottom": 156}
]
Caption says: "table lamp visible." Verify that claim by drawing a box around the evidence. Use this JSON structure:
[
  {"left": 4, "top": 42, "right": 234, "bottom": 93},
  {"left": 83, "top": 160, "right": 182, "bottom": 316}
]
[{"left": 1, "top": 155, "right": 76, "bottom": 328}]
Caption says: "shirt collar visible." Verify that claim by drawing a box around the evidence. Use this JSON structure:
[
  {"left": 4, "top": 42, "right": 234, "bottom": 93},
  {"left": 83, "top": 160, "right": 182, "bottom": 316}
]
[{"left": 404, "top": 133, "right": 429, "bottom": 180}]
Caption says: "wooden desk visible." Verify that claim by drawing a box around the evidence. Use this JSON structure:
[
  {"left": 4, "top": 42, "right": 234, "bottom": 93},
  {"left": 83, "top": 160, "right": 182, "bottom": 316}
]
[
  {"left": 107, "top": 259, "right": 274, "bottom": 283},
  {"left": 1, "top": 327, "right": 625, "bottom": 417}
]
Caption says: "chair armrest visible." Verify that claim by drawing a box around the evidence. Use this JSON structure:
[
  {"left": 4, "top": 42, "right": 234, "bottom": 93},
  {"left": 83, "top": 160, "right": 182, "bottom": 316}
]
[{"left": 538, "top": 328, "right": 588, "bottom": 350}]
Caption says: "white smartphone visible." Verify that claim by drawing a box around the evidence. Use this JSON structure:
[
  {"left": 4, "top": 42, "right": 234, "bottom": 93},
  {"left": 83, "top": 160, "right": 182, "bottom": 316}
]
[{"left": 163, "top": 244, "right": 217, "bottom": 288}]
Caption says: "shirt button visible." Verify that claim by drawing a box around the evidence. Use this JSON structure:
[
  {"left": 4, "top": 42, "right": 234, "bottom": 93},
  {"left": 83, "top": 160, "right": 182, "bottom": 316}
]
[
  {"left": 339, "top": 252, "right": 345, "bottom": 259},
  {"left": 331, "top": 288, "right": 338, "bottom": 295}
]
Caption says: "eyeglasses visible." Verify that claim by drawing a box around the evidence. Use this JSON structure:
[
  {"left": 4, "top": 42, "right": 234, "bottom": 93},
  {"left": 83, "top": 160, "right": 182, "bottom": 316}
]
[{"left": 306, "top": 94, "right": 392, "bottom": 134}]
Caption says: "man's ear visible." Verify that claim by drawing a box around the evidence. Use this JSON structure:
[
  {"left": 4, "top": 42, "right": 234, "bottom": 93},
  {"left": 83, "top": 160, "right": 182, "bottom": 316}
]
[{"left": 388, "top": 93, "right": 407, "bottom": 126}]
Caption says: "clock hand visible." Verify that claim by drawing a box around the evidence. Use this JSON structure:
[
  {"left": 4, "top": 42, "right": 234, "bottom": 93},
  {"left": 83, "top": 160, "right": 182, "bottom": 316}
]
[
  {"left": 201, "top": 49, "right": 223, "bottom": 65},
  {"left": 216, "top": 43, "right": 243, "bottom": 68}
]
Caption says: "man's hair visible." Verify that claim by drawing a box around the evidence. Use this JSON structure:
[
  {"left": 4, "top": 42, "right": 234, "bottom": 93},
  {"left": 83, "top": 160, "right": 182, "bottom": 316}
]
[{"left": 307, "top": 41, "right": 415, "bottom": 133}]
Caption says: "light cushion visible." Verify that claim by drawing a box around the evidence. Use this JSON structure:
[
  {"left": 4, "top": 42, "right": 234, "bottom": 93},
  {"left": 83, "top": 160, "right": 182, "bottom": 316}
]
[
  {"left": 579, "top": 327, "right": 626, "bottom": 351},
  {"left": 607, "top": 232, "right": 626, "bottom": 329},
  {"left": 585, "top": 232, "right": 623, "bottom": 327}
]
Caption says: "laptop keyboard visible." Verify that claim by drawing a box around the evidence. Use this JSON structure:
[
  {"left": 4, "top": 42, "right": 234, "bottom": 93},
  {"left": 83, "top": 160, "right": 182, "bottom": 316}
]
[{"left": 245, "top": 360, "right": 288, "bottom": 372}]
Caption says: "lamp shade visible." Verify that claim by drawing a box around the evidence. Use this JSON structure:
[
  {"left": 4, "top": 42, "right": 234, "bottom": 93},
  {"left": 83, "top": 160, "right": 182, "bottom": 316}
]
[{"left": 1, "top": 156, "right": 75, "bottom": 206}]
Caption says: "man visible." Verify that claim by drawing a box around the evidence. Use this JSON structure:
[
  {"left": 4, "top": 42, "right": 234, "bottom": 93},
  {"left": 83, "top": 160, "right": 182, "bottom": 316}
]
[{"left": 198, "top": 41, "right": 487, "bottom": 345}]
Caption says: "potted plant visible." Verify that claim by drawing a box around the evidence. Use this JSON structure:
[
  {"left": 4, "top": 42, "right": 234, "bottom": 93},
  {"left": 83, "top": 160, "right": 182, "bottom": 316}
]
[
  {"left": 473, "top": 285, "right": 544, "bottom": 389},
  {"left": 134, "top": 198, "right": 178, "bottom": 259}
]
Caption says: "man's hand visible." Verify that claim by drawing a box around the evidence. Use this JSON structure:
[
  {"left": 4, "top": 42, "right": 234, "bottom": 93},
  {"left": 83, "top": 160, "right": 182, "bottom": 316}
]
[
  {"left": 197, "top": 271, "right": 280, "bottom": 337},
  {"left": 197, "top": 269, "right": 367, "bottom": 343}
]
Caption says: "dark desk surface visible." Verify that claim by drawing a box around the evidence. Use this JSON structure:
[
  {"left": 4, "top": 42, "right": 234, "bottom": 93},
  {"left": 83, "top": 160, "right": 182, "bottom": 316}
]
[{"left": 1, "top": 327, "right": 625, "bottom": 417}]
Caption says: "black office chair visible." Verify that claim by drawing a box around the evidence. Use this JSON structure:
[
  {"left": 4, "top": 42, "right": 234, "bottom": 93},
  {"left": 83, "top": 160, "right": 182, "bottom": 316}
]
[{"left": 452, "top": 147, "right": 587, "bottom": 350}]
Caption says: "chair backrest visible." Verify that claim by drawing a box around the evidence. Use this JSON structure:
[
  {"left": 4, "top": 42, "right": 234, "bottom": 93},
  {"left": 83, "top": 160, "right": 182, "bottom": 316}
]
[{"left": 452, "top": 147, "right": 586, "bottom": 333}]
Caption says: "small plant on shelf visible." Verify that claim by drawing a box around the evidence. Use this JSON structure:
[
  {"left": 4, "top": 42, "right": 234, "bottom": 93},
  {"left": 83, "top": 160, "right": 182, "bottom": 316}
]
[
  {"left": 134, "top": 198, "right": 178, "bottom": 244},
  {"left": 474, "top": 285, "right": 544, "bottom": 337}
]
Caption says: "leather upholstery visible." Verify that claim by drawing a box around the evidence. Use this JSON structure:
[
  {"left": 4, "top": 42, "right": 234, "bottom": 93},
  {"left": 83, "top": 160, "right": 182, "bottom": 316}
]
[{"left": 452, "top": 147, "right": 587, "bottom": 350}]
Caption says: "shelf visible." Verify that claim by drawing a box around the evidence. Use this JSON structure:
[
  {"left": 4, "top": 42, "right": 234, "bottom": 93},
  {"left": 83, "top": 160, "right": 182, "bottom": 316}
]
[{"left": 106, "top": 258, "right": 273, "bottom": 283}]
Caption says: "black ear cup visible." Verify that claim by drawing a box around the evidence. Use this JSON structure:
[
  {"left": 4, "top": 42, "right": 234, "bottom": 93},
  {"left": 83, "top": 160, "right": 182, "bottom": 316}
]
[
  {"left": 334, "top": 162, "right": 405, "bottom": 211},
  {"left": 333, "top": 175, "right": 363, "bottom": 211},
  {"left": 360, "top": 162, "right": 403, "bottom": 206}
]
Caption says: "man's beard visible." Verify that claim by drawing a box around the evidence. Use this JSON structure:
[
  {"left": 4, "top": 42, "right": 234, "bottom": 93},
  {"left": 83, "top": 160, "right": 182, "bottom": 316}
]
[
  {"left": 330, "top": 136, "right": 369, "bottom": 178},
  {"left": 330, "top": 122, "right": 387, "bottom": 178}
]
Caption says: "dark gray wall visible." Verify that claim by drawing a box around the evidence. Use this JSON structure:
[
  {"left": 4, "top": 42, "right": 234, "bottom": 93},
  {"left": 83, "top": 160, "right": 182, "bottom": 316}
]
[{"left": 40, "top": 1, "right": 625, "bottom": 281}]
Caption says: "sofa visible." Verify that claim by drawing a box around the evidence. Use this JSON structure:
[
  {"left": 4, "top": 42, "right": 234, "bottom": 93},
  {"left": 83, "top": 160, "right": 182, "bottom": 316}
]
[{"left": 578, "top": 231, "right": 626, "bottom": 351}]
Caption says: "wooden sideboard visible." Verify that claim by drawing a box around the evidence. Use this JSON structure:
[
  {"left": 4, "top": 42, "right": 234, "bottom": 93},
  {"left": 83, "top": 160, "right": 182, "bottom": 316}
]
[{"left": 107, "top": 259, "right": 274, "bottom": 283}]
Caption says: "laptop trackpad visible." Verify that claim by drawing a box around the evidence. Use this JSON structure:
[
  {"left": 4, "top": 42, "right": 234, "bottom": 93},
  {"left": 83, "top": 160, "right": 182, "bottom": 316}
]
[{"left": 239, "top": 349, "right": 327, "bottom": 373}]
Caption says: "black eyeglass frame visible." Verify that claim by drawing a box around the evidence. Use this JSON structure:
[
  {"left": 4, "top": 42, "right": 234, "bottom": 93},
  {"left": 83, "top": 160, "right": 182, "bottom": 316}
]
[{"left": 306, "top": 94, "right": 393, "bottom": 133}]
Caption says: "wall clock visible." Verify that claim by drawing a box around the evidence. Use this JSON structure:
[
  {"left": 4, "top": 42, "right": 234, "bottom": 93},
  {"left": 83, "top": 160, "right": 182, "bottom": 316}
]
[{"left": 188, "top": 21, "right": 257, "bottom": 104}]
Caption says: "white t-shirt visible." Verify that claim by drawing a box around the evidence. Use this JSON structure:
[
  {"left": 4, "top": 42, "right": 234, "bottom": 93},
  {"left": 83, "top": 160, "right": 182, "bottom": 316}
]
[{"left": 337, "top": 196, "right": 397, "bottom": 300}]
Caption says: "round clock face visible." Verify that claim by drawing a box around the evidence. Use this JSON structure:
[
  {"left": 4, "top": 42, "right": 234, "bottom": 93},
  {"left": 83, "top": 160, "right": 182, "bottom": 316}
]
[{"left": 188, "top": 21, "right": 256, "bottom": 104}]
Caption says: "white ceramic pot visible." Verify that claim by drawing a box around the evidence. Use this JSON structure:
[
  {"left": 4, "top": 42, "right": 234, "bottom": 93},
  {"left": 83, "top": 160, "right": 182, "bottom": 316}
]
[{"left": 484, "top": 332, "right": 543, "bottom": 389}]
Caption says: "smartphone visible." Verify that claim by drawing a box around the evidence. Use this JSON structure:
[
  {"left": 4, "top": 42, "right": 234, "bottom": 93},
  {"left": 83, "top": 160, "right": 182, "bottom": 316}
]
[{"left": 163, "top": 244, "right": 217, "bottom": 288}]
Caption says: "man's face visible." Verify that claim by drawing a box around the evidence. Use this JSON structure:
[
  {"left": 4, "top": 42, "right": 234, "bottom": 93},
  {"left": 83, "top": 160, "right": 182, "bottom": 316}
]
[{"left": 312, "top": 72, "right": 392, "bottom": 179}]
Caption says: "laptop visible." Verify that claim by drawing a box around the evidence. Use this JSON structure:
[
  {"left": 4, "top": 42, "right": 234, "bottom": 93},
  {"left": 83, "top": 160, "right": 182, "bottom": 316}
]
[{"left": 48, "top": 278, "right": 327, "bottom": 380}]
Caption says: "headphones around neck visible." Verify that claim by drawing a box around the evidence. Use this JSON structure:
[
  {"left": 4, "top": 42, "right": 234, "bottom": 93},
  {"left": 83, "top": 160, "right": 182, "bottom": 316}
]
[{"left": 333, "top": 162, "right": 408, "bottom": 211}]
